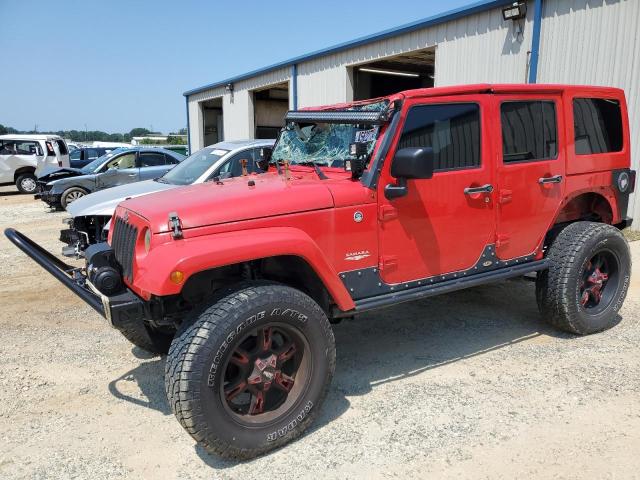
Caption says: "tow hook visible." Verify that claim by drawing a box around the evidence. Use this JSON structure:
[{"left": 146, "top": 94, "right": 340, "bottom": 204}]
[{"left": 168, "top": 212, "right": 183, "bottom": 239}]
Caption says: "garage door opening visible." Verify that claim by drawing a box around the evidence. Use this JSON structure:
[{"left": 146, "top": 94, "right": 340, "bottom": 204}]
[
  {"left": 352, "top": 48, "right": 435, "bottom": 101},
  {"left": 202, "top": 98, "right": 223, "bottom": 146},
  {"left": 253, "top": 82, "right": 289, "bottom": 139}
]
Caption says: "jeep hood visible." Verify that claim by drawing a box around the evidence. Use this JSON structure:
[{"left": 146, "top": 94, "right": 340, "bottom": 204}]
[
  {"left": 68, "top": 179, "right": 177, "bottom": 218},
  {"left": 120, "top": 172, "right": 336, "bottom": 233}
]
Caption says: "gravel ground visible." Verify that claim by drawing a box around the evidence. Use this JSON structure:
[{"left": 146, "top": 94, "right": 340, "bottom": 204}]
[{"left": 1, "top": 185, "right": 639, "bottom": 480}]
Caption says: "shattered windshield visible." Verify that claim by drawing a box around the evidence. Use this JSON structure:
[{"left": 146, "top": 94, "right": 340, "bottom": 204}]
[{"left": 271, "top": 100, "right": 388, "bottom": 169}]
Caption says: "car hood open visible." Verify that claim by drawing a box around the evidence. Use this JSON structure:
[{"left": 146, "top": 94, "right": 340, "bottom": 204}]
[
  {"left": 68, "top": 179, "right": 178, "bottom": 218},
  {"left": 120, "top": 172, "right": 336, "bottom": 234},
  {"left": 37, "top": 167, "right": 87, "bottom": 182}
]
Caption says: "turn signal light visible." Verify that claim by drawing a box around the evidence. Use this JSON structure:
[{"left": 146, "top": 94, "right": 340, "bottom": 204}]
[{"left": 170, "top": 271, "right": 185, "bottom": 284}]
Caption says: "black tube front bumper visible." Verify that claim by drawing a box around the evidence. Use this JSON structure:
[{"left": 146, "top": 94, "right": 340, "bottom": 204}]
[{"left": 4, "top": 228, "right": 147, "bottom": 328}]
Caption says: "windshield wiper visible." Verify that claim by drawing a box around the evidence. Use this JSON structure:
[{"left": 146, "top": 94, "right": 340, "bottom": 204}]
[{"left": 298, "top": 161, "right": 328, "bottom": 180}]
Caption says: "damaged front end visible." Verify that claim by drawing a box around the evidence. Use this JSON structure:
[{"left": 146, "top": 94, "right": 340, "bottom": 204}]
[{"left": 59, "top": 216, "right": 110, "bottom": 258}]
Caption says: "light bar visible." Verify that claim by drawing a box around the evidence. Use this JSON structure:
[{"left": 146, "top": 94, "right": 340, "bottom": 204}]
[
  {"left": 285, "top": 110, "right": 387, "bottom": 124},
  {"left": 359, "top": 67, "right": 420, "bottom": 78}
]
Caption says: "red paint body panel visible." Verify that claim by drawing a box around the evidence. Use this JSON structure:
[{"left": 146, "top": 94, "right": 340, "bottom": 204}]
[{"left": 109, "top": 84, "right": 632, "bottom": 311}]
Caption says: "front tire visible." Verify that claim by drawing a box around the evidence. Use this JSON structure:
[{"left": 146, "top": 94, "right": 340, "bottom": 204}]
[
  {"left": 536, "top": 221, "right": 631, "bottom": 335},
  {"left": 165, "top": 283, "right": 336, "bottom": 459},
  {"left": 16, "top": 173, "right": 37, "bottom": 194},
  {"left": 61, "top": 187, "right": 88, "bottom": 209}
]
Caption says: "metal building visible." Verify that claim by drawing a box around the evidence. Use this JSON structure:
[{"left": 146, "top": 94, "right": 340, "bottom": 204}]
[{"left": 184, "top": 0, "right": 639, "bottom": 221}]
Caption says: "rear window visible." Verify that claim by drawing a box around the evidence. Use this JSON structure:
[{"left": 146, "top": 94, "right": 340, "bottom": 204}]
[
  {"left": 501, "top": 101, "right": 557, "bottom": 163},
  {"left": 573, "top": 98, "right": 623, "bottom": 154}
]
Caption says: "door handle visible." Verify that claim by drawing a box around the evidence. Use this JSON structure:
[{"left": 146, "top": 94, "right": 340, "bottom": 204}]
[
  {"left": 538, "top": 175, "right": 563, "bottom": 184},
  {"left": 464, "top": 184, "right": 494, "bottom": 195},
  {"left": 127, "top": 173, "right": 137, "bottom": 177}
]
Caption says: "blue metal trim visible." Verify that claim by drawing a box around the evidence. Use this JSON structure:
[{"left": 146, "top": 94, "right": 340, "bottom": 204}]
[
  {"left": 185, "top": 96, "right": 191, "bottom": 154},
  {"left": 291, "top": 64, "right": 298, "bottom": 110},
  {"left": 184, "top": 0, "right": 516, "bottom": 97},
  {"left": 528, "top": 0, "right": 543, "bottom": 83}
]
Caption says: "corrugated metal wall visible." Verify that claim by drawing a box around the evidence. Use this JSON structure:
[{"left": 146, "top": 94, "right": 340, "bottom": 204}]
[
  {"left": 537, "top": 0, "right": 639, "bottom": 222},
  {"left": 188, "top": 67, "right": 290, "bottom": 149}
]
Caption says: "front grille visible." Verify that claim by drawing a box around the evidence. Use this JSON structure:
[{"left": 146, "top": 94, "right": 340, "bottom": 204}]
[{"left": 112, "top": 215, "right": 138, "bottom": 283}]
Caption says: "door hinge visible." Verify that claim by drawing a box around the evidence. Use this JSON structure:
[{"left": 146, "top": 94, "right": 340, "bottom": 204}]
[
  {"left": 378, "top": 204, "right": 398, "bottom": 222},
  {"left": 380, "top": 255, "right": 398, "bottom": 271},
  {"left": 498, "top": 189, "right": 513, "bottom": 205},
  {"left": 496, "top": 234, "right": 510, "bottom": 248}
]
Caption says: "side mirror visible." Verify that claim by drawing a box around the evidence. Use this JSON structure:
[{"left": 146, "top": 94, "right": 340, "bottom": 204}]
[{"left": 385, "top": 147, "right": 434, "bottom": 199}]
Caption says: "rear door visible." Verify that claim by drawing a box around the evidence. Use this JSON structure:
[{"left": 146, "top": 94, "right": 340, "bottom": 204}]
[
  {"left": 494, "top": 94, "right": 565, "bottom": 259},
  {"left": 377, "top": 95, "right": 497, "bottom": 284}
]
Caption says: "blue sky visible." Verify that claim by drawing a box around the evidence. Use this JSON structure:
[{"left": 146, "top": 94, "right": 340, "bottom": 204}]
[{"left": 0, "top": 0, "right": 474, "bottom": 134}]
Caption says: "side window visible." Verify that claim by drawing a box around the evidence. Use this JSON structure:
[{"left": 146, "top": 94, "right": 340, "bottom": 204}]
[
  {"left": 398, "top": 103, "right": 480, "bottom": 171},
  {"left": 501, "top": 101, "right": 557, "bottom": 163},
  {"left": 139, "top": 152, "right": 167, "bottom": 167},
  {"left": 106, "top": 153, "right": 136, "bottom": 170},
  {"left": 164, "top": 153, "right": 179, "bottom": 165},
  {"left": 0, "top": 140, "right": 17, "bottom": 155},
  {"left": 573, "top": 98, "right": 623, "bottom": 154},
  {"left": 86, "top": 148, "right": 99, "bottom": 160},
  {"left": 70, "top": 150, "right": 81, "bottom": 160},
  {"left": 15, "top": 141, "right": 41, "bottom": 155},
  {"left": 218, "top": 151, "right": 254, "bottom": 177},
  {"left": 252, "top": 147, "right": 271, "bottom": 172}
]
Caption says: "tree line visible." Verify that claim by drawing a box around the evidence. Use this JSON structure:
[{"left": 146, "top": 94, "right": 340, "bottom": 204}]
[{"left": 0, "top": 125, "right": 187, "bottom": 144}]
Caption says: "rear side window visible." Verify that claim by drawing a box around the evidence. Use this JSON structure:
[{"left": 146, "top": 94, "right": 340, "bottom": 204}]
[
  {"left": 573, "top": 98, "right": 623, "bottom": 154},
  {"left": 86, "top": 148, "right": 99, "bottom": 160},
  {"left": 164, "top": 153, "right": 179, "bottom": 165},
  {"left": 0, "top": 140, "right": 42, "bottom": 155},
  {"left": 56, "top": 140, "right": 68, "bottom": 155},
  {"left": 139, "top": 152, "right": 167, "bottom": 167},
  {"left": 398, "top": 103, "right": 481, "bottom": 171},
  {"left": 501, "top": 101, "right": 557, "bottom": 163}
]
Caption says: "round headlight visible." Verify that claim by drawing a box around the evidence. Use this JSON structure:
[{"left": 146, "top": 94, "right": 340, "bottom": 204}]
[{"left": 144, "top": 228, "right": 152, "bottom": 253}]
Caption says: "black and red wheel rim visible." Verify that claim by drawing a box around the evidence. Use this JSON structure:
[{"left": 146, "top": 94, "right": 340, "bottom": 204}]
[
  {"left": 220, "top": 322, "right": 311, "bottom": 425},
  {"left": 579, "top": 249, "right": 620, "bottom": 314}
]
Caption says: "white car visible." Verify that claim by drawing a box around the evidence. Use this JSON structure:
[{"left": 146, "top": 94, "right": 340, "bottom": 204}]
[
  {"left": 0, "top": 134, "right": 70, "bottom": 193},
  {"left": 61, "top": 139, "right": 274, "bottom": 256}
]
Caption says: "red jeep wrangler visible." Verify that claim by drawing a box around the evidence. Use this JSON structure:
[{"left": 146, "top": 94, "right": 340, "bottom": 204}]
[{"left": 7, "top": 84, "right": 635, "bottom": 459}]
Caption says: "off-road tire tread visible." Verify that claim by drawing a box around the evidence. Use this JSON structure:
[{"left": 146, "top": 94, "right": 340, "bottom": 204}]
[
  {"left": 165, "top": 282, "right": 335, "bottom": 460},
  {"left": 536, "top": 221, "right": 629, "bottom": 334}
]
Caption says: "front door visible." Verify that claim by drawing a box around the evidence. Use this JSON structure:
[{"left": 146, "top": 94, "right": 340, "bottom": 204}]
[
  {"left": 377, "top": 96, "right": 496, "bottom": 285},
  {"left": 494, "top": 95, "right": 566, "bottom": 260},
  {"left": 97, "top": 151, "right": 139, "bottom": 189}
]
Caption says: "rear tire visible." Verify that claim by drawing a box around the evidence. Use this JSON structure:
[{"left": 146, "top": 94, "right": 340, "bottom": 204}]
[
  {"left": 165, "top": 282, "right": 336, "bottom": 459},
  {"left": 16, "top": 173, "right": 37, "bottom": 194},
  {"left": 61, "top": 187, "right": 88, "bottom": 209},
  {"left": 116, "top": 318, "right": 173, "bottom": 355},
  {"left": 536, "top": 221, "right": 631, "bottom": 335}
]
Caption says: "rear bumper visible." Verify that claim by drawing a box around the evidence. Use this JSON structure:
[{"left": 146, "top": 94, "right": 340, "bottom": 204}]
[{"left": 4, "top": 228, "right": 148, "bottom": 329}]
